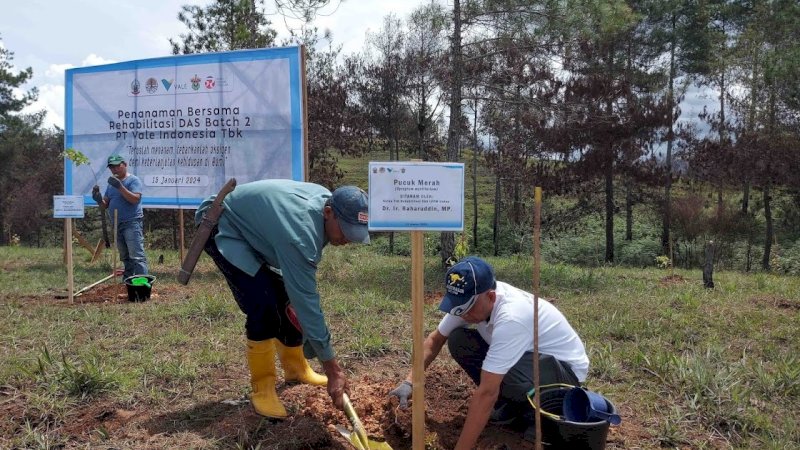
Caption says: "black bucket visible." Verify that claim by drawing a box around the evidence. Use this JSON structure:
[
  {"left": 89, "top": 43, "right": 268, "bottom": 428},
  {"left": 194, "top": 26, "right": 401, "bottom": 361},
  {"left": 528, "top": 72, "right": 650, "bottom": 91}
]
[
  {"left": 528, "top": 385, "right": 612, "bottom": 450},
  {"left": 124, "top": 275, "right": 155, "bottom": 302}
]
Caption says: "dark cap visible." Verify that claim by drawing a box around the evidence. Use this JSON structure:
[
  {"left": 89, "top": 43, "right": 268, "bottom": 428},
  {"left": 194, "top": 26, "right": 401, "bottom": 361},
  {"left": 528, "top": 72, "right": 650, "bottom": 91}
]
[
  {"left": 107, "top": 154, "right": 125, "bottom": 166},
  {"left": 439, "top": 256, "right": 496, "bottom": 316},
  {"left": 330, "top": 186, "right": 370, "bottom": 244}
]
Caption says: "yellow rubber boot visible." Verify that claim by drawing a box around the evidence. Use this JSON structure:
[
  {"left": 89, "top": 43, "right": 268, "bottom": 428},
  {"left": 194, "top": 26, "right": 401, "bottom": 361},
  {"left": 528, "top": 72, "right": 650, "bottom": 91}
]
[
  {"left": 246, "top": 339, "right": 288, "bottom": 419},
  {"left": 275, "top": 341, "right": 328, "bottom": 386}
]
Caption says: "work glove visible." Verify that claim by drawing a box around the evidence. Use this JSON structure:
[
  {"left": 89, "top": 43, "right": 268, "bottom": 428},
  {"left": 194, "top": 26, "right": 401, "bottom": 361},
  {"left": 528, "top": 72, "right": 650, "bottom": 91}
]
[
  {"left": 91, "top": 185, "right": 103, "bottom": 205},
  {"left": 107, "top": 176, "right": 122, "bottom": 189},
  {"left": 388, "top": 380, "right": 413, "bottom": 409}
]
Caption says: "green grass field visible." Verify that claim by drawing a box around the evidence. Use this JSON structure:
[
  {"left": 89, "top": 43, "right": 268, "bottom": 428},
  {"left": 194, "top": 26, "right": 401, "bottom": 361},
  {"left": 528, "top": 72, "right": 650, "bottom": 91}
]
[{"left": 1, "top": 243, "right": 798, "bottom": 449}]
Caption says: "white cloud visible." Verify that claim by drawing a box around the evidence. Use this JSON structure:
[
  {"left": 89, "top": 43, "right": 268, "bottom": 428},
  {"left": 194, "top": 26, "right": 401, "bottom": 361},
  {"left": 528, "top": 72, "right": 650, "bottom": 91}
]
[
  {"left": 81, "top": 54, "right": 116, "bottom": 67},
  {"left": 21, "top": 83, "right": 65, "bottom": 129},
  {"left": 45, "top": 63, "right": 74, "bottom": 79}
]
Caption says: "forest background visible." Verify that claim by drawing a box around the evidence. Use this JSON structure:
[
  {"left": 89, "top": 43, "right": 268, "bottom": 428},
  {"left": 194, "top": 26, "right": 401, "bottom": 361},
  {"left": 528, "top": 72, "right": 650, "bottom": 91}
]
[{"left": 1, "top": 0, "right": 799, "bottom": 274}]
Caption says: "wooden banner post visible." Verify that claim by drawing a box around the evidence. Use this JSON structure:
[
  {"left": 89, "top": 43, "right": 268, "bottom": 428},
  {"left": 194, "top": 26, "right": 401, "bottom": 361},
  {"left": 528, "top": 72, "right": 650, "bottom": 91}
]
[
  {"left": 65, "top": 218, "right": 74, "bottom": 304},
  {"left": 179, "top": 209, "right": 186, "bottom": 264}
]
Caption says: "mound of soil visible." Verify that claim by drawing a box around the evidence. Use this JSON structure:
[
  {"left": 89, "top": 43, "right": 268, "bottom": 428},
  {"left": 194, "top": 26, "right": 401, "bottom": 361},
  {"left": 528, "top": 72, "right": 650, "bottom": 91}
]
[{"left": 751, "top": 295, "right": 799, "bottom": 311}]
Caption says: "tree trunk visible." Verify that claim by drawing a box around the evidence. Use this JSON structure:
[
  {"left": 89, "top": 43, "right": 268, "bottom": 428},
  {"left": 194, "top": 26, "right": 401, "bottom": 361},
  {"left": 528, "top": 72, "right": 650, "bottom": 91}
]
[
  {"left": 662, "top": 13, "right": 676, "bottom": 255},
  {"left": 703, "top": 240, "right": 715, "bottom": 289},
  {"left": 605, "top": 149, "right": 614, "bottom": 263},
  {"left": 172, "top": 210, "right": 178, "bottom": 250},
  {"left": 742, "top": 182, "right": 750, "bottom": 213},
  {"left": 746, "top": 218, "right": 753, "bottom": 272},
  {"left": 513, "top": 181, "right": 521, "bottom": 227},
  {"left": 762, "top": 185, "right": 773, "bottom": 270},
  {"left": 625, "top": 180, "right": 633, "bottom": 241},
  {"left": 493, "top": 175, "right": 500, "bottom": 257},
  {"left": 440, "top": 0, "right": 463, "bottom": 266},
  {"left": 0, "top": 210, "right": 5, "bottom": 245},
  {"left": 417, "top": 122, "right": 425, "bottom": 159}
]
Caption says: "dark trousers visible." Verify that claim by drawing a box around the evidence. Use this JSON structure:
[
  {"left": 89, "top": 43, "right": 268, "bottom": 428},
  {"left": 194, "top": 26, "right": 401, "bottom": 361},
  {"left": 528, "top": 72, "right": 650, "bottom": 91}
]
[
  {"left": 447, "top": 328, "right": 579, "bottom": 415},
  {"left": 204, "top": 233, "right": 302, "bottom": 345}
]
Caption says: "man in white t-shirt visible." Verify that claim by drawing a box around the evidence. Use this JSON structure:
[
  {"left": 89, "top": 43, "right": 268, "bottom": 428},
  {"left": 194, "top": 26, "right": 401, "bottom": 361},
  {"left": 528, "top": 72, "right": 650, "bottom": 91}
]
[{"left": 388, "top": 256, "right": 589, "bottom": 448}]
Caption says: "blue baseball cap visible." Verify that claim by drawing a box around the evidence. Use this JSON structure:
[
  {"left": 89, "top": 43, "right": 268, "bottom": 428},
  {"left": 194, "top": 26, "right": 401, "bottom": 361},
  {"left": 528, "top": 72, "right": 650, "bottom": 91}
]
[
  {"left": 331, "top": 186, "right": 370, "bottom": 244},
  {"left": 439, "top": 256, "right": 496, "bottom": 316}
]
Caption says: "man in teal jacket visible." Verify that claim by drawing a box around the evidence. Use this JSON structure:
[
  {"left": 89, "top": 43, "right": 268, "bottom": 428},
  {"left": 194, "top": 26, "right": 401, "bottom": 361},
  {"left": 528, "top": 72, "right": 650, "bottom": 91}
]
[{"left": 196, "top": 180, "right": 369, "bottom": 418}]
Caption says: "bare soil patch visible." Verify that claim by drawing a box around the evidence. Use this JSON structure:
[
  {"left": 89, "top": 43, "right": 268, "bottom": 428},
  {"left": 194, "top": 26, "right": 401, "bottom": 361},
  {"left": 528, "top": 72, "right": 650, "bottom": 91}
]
[
  {"left": 1, "top": 286, "right": 646, "bottom": 449},
  {"left": 0, "top": 358, "right": 643, "bottom": 449},
  {"left": 751, "top": 295, "right": 799, "bottom": 311},
  {"left": 30, "top": 283, "right": 192, "bottom": 305},
  {"left": 423, "top": 291, "right": 443, "bottom": 306}
]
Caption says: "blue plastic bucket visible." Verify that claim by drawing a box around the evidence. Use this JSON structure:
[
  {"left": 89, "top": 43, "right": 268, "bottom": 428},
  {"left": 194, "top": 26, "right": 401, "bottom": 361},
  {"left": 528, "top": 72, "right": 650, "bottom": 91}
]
[{"left": 563, "top": 387, "right": 621, "bottom": 425}]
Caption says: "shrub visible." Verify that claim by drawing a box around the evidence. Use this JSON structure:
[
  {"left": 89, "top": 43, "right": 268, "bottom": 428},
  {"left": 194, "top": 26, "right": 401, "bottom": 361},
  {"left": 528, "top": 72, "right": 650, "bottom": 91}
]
[
  {"left": 616, "top": 237, "right": 662, "bottom": 267},
  {"left": 773, "top": 239, "right": 800, "bottom": 275},
  {"left": 542, "top": 234, "right": 605, "bottom": 266}
]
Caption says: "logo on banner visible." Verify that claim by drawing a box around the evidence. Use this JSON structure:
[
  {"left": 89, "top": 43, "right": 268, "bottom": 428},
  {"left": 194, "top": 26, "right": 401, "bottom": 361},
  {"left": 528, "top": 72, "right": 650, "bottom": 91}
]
[
  {"left": 205, "top": 76, "right": 215, "bottom": 89},
  {"left": 191, "top": 75, "right": 201, "bottom": 91},
  {"left": 130, "top": 79, "right": 140, "bottom": 95},
  {"left": 145, "top": 78, "right": 158, "bottom": 94},
  {"left": 161, "top": 79, "right": 174, "bottom": 91}
]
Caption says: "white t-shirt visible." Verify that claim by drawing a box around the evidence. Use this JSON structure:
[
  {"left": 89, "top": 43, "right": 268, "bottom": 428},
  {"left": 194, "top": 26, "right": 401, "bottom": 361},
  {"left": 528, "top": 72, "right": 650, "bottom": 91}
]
[{"left": 437, "top": 281, "right": 589, "bottom": 382}]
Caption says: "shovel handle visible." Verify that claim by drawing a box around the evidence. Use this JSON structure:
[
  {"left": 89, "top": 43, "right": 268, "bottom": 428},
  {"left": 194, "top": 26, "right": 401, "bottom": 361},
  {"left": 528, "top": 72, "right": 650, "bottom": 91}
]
[{"left": 343, "top": 394, "right": 370, "bottom": 450}]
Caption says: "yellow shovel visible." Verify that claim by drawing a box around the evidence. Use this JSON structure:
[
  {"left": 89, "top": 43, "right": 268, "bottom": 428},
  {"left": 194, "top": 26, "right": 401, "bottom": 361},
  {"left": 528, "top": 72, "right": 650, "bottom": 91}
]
[{"left": 336, "top": 393, "right": 393, "bottom": 450}]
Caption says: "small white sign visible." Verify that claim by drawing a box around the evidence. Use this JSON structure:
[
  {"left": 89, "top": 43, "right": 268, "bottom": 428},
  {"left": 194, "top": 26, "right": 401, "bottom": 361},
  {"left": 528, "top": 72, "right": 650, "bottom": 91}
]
[
  {"left": 368, "top": 161, "right": 464, "bottom": 231},
  {"left": 54, "top": 195, "right": 85, "bottom": 218}
]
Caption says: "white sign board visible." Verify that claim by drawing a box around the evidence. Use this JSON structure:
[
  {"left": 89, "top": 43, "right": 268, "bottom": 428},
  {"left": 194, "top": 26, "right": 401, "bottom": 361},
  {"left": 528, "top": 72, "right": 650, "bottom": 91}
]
[
  {"left": 64, "top": 47, "right": 306, "bottom": 209},
  {"left": 368, "top": 161, "right": 464, "bottom": 231},
  {"left": 53, "top": 196, "right": 85, "bottom": 218}
]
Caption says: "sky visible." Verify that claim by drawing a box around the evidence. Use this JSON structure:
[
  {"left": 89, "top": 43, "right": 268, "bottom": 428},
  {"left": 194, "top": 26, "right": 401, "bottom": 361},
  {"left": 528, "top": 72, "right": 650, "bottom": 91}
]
[
  {"left": 1, "top": 0, "right": 419, "bottom": 129},
  {"left": 2, "top": 0, "right": 715, "bottom": 143}
]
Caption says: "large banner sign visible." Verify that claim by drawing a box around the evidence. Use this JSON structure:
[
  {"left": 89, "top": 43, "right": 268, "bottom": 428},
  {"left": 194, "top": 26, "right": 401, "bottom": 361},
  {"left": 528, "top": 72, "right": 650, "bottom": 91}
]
[{"left": 65, "top": 46, "right": 305, "bottom": 208}]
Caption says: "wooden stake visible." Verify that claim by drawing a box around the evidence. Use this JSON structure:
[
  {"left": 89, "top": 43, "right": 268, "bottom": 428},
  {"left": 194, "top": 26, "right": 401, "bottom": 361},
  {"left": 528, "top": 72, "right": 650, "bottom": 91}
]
[
  {"left": 72, "top": 228, "right": 95, "bottom": 257},
  {"left": 300, "top": 44, "right": 310, "bottom": 180},
  {"left": 411, "top": 230, "right": 425, "bottom": 450},
  {"left": 179, "top": 209, "right": 185, "bottom": 264},
  {"left": 91, "top": 239, "right": 104, "bottom": 264},
  {"left": 113, "top": 209, "right": 118, "bottom": 282},
  {"left": 533, "top": 186, "right": 542, "bottom": 450},
  {"left": 66, "top": 219, "right": 74, "bottom": 304}
]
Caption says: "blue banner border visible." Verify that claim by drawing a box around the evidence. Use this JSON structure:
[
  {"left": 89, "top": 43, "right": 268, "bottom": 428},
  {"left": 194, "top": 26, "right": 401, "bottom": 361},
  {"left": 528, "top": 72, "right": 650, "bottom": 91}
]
[{"left": 64, "top": 46, "right": 305, "bottom": 208}]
